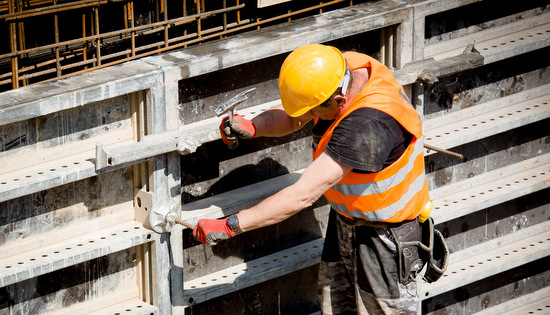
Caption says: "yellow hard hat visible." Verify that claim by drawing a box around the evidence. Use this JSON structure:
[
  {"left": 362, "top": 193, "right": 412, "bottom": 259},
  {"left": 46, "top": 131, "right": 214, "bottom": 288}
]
[{"left": 278, "top": 44, "right": 346, "bottom": 117}]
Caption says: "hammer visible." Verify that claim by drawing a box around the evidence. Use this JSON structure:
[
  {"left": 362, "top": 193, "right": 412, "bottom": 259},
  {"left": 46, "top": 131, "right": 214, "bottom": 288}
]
[{"left": 214, "top": 87, "right": 256, "bottom": 149}]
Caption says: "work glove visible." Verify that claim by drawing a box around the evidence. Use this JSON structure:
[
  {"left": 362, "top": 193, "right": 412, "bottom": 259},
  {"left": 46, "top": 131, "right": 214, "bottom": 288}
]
[
  {"left": 193, "top": 218, "right": 235, "bottom": 246},
  {"left": 219, "top": 114, "right": 257, "bottom": 145}
]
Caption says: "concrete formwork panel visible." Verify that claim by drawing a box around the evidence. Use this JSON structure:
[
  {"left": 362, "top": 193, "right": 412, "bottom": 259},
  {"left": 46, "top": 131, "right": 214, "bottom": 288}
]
[
  {"left": 0, "top": 0, "right": 549, "bottom": 314},
  {"left": 422, "top": 256, "right": 550, "bottom": 314},
  {"left": 0, "top": 249, "right": 138, "bottom": 314}
]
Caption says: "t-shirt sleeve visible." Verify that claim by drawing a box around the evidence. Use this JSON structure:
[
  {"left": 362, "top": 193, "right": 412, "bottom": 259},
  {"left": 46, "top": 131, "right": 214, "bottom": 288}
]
[{"left": 324, "top": 108, "right": 406, "bottom": 173}]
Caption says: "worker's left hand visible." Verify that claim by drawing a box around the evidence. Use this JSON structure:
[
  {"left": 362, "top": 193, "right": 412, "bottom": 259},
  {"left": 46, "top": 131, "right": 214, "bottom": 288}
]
[
  {"left": 219, "top": 114, "right": 256, "bottom": 144},
  {"left": 193, "top": 218, "right": 235, "bottom": 245}
]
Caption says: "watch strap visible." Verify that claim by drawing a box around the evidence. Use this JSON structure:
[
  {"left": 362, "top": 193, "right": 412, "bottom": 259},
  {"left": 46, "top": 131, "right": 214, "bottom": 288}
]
[{"left": 227, "top": 214, "right": 243, "bottom": 235}]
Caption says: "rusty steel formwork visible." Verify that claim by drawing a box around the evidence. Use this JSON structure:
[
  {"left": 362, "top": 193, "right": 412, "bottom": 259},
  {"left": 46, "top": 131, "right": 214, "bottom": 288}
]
[{"left": 0, "top": 0, "right": 359, "bottom": 92}]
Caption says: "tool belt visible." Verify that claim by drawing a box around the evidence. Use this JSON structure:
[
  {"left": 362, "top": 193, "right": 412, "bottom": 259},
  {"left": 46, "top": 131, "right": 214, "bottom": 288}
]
[
  {"left": 338, "top": 211, "right": 449, "bottom": 285},
  {"left": 389, "top": 217, "right": 449, "bottom": 285},
  {"left": 339, "top": 215, "right": 393, "bottom": 228}
]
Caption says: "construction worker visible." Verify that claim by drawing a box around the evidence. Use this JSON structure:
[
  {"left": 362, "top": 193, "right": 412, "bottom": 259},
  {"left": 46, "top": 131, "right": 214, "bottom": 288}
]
[{"left": 193, "top": 43, "right": 438, "bottom": 314}]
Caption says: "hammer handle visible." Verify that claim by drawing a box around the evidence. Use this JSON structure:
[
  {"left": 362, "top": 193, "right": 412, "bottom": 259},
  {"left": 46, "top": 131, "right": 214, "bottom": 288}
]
[
  {"left": 174, "top": 218, "right": 195, "bottom": 230},
  {"left": 226, "top": 109, "right": 239, "bottom": 149}
]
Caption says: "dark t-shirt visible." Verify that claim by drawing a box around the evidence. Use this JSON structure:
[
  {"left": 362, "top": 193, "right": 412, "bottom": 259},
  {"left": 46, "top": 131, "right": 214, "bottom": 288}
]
[{"left": 312, "top": 107, "right": 412, "bottom": 173}]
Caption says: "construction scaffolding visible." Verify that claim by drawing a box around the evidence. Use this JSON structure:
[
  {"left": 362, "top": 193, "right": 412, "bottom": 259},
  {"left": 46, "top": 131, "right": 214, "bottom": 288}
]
[{"left": 0, "top": 0, "right": 357, "bottom": 91}]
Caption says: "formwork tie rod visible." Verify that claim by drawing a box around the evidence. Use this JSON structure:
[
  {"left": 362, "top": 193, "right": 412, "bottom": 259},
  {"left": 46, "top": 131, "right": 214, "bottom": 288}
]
[{"left": 424, "top": 143, "right": 464, "bottom": 159}]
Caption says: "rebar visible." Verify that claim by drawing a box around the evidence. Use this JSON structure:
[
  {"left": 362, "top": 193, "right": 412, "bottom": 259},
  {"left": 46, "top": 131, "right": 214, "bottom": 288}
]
[
  {"left": 0, "top": 0, "right": 353, "bottom": 91},
  {"left": 424, "top": 143, "right": 464, "bottom": 159}
]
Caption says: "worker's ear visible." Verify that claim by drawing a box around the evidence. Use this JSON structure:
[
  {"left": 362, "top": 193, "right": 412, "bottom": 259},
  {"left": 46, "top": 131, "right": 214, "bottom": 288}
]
[{"left": 333, "top": 94, "right": 346, "bottom": 107}]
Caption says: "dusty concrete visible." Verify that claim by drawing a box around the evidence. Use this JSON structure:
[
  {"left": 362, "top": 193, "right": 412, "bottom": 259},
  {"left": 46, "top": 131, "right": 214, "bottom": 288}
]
[
  {"left": 176, "top": 31, "right": 382, "bottom": 125},
  {"left": 0, "top": 1, "right": 549, "bottom": 314},
  {"left": 183, "top": 265, "right": 321, "bottom": 315},
  {"left": 0, "top": 249, "right": 137, "bottom": 313},
  {"left": 424, "top": 0, "right": 550, "bottom": 46},
  {"left": 422, "top": 256, "right": 550, "bottom": 313}
]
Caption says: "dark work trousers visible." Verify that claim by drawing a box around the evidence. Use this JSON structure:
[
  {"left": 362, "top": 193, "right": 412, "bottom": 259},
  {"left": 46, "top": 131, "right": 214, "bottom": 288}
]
[{"left": 318, "top": 210, "right": 420, "bottom": 314}]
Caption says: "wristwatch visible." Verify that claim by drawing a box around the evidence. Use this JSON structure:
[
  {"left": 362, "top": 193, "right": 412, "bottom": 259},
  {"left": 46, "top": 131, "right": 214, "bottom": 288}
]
[{"left": 227, "top": 214, "right": 243, "bottom": 235}]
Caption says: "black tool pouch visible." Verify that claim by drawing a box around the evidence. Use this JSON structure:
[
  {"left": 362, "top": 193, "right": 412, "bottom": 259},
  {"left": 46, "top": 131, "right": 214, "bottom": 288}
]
[
  {"left": 424, "top": 226, "right": 449, "bottom": 283},
  {"left": 390, "top": 217, "right": 449, "bottom": 285},
  {"left": 390, "top": 220, "right": 425, "bottom": 285}
]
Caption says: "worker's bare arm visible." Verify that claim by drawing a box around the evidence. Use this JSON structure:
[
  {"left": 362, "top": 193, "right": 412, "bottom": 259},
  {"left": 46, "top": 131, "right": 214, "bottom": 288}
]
[
  {"left": 253, "top": 104, "right": 313, "bottom": 137},
  {"left": 237, "top": 152, "right": 352, "bottom": 232}
]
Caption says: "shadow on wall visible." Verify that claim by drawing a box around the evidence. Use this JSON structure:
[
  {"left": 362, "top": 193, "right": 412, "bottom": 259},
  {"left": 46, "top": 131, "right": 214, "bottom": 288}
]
[
  {"left": 181, "top": 155, "right": 291, "bottom": 204},
  {"left": 424, "top": 47, "right": 550, "bottom": 116},
  {"left": 0, "top": 249, "right": 136, "bottom": 313},
  {"left": 180, "top": 124, "right": 312, "bottom": 204},
  {"left": 180, "top": 149, "right": 327, "bottom": 281},
  {"left": 0, "top": 94, "right": 130, "bottom": 158},
  {"left": 180, "top": 201, "right": 327, "bottom": 310}
]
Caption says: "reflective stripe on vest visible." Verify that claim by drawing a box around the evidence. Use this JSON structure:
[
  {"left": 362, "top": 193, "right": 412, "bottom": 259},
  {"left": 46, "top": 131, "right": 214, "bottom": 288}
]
[
  {"left": 328, "top": 137, "right": 427, "bottom": 221},
  {"left": 332, "top": 138, "right": 424, "bottom": 197},
  {"left": 314, "top": 52, "right": 430, "bottom": 223}
]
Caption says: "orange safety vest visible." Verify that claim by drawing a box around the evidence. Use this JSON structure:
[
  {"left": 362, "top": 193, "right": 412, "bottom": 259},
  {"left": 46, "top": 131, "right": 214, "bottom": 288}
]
[{"left": 313, "top": 52, "right": 430, "bottom": 223}]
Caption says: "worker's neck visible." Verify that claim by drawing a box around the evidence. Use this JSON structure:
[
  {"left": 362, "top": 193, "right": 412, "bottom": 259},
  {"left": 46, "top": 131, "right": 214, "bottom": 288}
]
[{"left": 347, "top": 68, "right": 369, "bottom": 102}]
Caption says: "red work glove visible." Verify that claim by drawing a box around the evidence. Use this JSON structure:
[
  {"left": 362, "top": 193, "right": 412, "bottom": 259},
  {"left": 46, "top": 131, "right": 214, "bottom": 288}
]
[
  {"left": 219, "top": 114, "right": 257, "bottom": 145},
  {"left": 193, "top": 218, "right": 235, "bottom": 245}
]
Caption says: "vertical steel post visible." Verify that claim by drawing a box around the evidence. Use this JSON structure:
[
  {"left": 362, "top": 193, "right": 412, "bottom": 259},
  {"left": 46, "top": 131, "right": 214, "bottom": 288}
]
[
  {"left": 94, "top": 6, "right": 101, "bottom": 66},
  {"left": 16, "top": 0, "right": 26, "bottom": 86},
  {"left": 195, "top": 0, "right": 201, "bottom": 38},
  {"left": 182, "top": 0, "right": 187, "bottom": 39},
  {"left": 163, "top": 0, "right": 168, "bottom": 48},
  {"left": 8, "top": 0, "right": 19, "bottom": 89},
  {"left": 82, "top": 12, "right": 88, "bottom": 69},
  {"left": 223, "top": 0, "right": 227, "bottom": 32},
  {"left": 131, "top": 1, "right": 135, "bottom": 57},
  {"left": 123, "top": 1, "right": 129, "bottom": 57},
  {"left": 54, "top": 0, "right": 61, "bottom": 77},
  {"left": 236, "top": 0, "right": 240, "bottom": 24}
]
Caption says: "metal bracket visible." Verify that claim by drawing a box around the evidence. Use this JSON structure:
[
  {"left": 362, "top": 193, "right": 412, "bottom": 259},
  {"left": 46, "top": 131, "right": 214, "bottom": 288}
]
[
  {"left": 135, "top": 189, "right": 154, "bottom": 229},
  {"left": 95, "top": 143, "right": 113, "bottom": 171}
]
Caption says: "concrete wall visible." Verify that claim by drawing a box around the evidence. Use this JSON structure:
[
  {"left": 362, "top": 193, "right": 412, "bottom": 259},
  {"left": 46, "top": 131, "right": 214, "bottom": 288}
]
[{"left": 1, "top": 0, "right": 549, "bottom": 314}]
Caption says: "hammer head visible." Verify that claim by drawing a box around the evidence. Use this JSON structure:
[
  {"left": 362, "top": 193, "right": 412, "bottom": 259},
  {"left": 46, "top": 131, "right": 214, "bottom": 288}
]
[
  {"left": 148, "top": 197, "right": 179, "bottom": 233},
  {"left": 214, "top": 87, "right": 256, "bottom": 117}
]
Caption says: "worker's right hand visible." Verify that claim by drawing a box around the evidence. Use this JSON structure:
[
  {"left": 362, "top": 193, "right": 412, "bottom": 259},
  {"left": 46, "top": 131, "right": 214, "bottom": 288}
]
[
  {"left": 193, "top": 218, "right": 235, "bottom": 246},
  {"left": 219, "top": 114, "right": 257, "bottom": 144}
]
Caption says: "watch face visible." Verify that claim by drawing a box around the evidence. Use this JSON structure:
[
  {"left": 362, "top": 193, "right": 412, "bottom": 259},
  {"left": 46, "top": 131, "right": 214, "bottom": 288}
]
[{"left": 227, "top": 215, "right": 238, "bottom": 227}]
